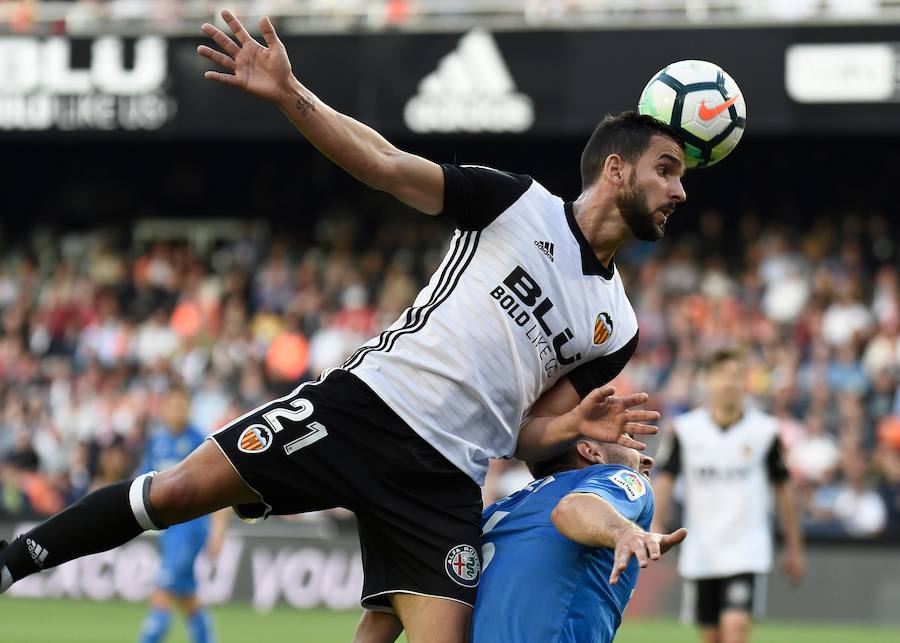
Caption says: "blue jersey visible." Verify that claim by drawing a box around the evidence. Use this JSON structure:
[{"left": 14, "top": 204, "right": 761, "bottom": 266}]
[
  {"left": 473, "top": 464, "right": 654, "bottom": 643},
  {"left": 140, "top": 423, "right": 208, "bottom": 480},
  {"left": 138, "top": 426, "right": 209, "bottom": 557}
]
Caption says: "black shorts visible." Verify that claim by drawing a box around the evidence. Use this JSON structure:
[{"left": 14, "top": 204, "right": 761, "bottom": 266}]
[
  {"left": 209, "top": 369, "right": 483, "bottom": 611},
  {"left": 682, "top": 573, "right": 766, "bottom": 625}
]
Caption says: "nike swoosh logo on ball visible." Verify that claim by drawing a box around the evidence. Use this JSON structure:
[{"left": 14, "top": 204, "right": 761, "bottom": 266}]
[{"left": 698, "top": 95, "right": 739, "bottom": 120}]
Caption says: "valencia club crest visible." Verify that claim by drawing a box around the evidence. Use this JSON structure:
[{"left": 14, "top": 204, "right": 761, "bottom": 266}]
[{"left": 594, "top": 312, "right": 614, "bottom": 345}]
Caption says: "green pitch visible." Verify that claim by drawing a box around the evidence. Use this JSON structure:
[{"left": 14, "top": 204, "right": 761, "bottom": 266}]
[{"left": 1, "top": 598, "right": 898, "bottom": 642}]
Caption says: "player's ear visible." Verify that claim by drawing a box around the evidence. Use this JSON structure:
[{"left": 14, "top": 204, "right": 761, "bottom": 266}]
[
  {"left": 602, "top": 154, "right": 625, "bottom": 186},
  {"left": 576, "top": 440, "right": 604, "bottom": 464}
]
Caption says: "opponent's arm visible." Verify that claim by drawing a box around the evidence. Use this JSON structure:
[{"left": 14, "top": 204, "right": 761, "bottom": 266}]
[
  {"left": 515, "top": 378, "right": 659, "bottom": 462},
  {"left": 775, "top": 480, "right": 805, "bottom": 585},
  {"left": 198, "top": 10, "right": 444, "bottom": 215},
  {"left": 551, "top": 492, "right": 686, "bottom": 584}
]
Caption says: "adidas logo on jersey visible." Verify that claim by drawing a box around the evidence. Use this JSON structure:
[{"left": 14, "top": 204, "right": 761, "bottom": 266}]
[
  {"left": 534, "top": 240, "right": 555, "bottom": 262},
  {"left": 26, "top": 538, "right": 49, "bottom": 568},
  {"left": 404, "top": 29, "right": 535, "bottom": 134}
]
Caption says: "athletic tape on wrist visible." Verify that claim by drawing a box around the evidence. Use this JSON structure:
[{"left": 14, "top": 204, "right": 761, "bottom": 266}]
[{"left": 129, "top": 472, "right": 166, "bottom": 531}]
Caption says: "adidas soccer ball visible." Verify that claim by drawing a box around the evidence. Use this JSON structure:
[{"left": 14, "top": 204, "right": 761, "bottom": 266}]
[{"left": 638, "top": 60, "right": 746, "bottom": 169}]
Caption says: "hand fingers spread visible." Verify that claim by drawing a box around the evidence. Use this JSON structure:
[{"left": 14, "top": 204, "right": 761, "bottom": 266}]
[
  {"left": 624, "top": 409, "right": 660, "bottom": 423},
  {"left": 623, "top": 422, "right": 659, "bottom": 436},
  {"left": 632, "top": 541, "right": 650, "bottom": 568},
  {"left": 201, "top": 23, "right": 240, "bottom": 56},
  {"left": 618, "top": 392, "right": 650, "bottom": 408},
  {"left": 259, "top": 16, "right": 281, "bottom": 47},
  {"left": 647, "top": 536, "right": 661, "bottom": 560},
  {"left": 661, "top": 528, "right": 688, "bottom": 554},
  {"left": 197, "top": 45, "right": 236, "bottom": 71},
  {"left": 609, "top": 544, "right": 631, "bottom": 585},
  {"left": 203, "top": 70, "right": 240, "bottom": 86},
  {"left": 669, "top": 528, "right": 688, "bottom": 543},
  {"left": 587, "top": 386, "right": 615, "bottom": 405},
  {"left": 617, "top": 435, "right": 647, "bottom": 451},
  {"left": 222, "top": 9, "right": 253, "bottom": 45}
]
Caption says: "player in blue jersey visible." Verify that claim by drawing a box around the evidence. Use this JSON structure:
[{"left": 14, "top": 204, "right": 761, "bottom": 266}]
[
  {"left": 137, "top": 387, "right": 226, "bottom": 643},
  {"left": 354, "top": 436, "right": 686, "bottom": 643}
]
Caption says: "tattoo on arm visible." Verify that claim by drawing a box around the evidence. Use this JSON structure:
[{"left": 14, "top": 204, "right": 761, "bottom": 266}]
[{"left": 295, "top": 95, "right": 316, "bottom": 117}]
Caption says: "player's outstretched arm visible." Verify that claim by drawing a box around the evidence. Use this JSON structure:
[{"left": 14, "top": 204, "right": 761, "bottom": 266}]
[
  {"left": 551, "top": 493, "right": 687, "bottom": 585},
  {"left": 516, "top": 379, "right": 659, "bottom": 462},
  {"left": 198, "top": 10, "right": 444, "bottom": 214}
]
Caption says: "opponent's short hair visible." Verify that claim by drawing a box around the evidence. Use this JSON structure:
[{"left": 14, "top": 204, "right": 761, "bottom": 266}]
[
  {"left": 580, "top": 111, "right": 684, "bottom": 189},
  {"left": 704, "top": 346, "right": 746, "bottom": 371},
  {"left": 527, "top": 437, "right": 617, "bottom": 479}
]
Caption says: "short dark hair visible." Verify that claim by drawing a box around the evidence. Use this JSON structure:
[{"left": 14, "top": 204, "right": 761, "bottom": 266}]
[
  {"left": 580, "top": 111, "right": 684, "bottom": 189},
  {"left": 704, "top": 347, "right": 746, "bottom": 371}
]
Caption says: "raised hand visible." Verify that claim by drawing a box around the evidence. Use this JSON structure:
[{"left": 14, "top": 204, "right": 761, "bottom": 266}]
[
  {"left": 609, "top": 527, "right": 687, "bottom": 585},
  {"left": 197, "top": 10, "right": 294, "bottom": 104},
  {"left": 574, "top": 387, "right": 660, "bottom": 451}
]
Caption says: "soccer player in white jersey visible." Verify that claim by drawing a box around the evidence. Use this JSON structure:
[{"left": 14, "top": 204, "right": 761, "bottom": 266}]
[
  {"left": 0, "top": 11, "right": 686, "bottom": 642},
  {"left": 652, "top": 348, "right": 805, "bottom": 643}
]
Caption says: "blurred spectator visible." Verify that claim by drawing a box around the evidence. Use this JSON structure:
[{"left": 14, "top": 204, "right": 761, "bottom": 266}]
[
  {"left": 0, "top": 205, "right": 897, "bottom": 543},
  {"left": 830, "top": 451, "right": 887, "bottom": 538}
]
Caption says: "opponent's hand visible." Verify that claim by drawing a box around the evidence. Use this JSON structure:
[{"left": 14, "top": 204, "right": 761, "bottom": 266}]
[
  {"left": 198, "top": 10, "right": 293, "bottom": 104},
  {"left": 609, "top": 527, "right": 687, "bottom": 585},
  {"left": 573, "top": 387, "right": 660, "bottom": 451}
]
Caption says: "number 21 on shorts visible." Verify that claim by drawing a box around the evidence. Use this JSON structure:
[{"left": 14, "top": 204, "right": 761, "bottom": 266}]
[{"left": 262, "top": 397, "right": 329, "bottom": 455}]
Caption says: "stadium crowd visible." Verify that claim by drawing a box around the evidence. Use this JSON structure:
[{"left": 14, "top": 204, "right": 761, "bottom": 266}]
[
  {"left": 1, "top": 207, "right": 898, "bottom": 541},
  {"left": 2, "top": 0, "right": 887, "bottom": 34}
]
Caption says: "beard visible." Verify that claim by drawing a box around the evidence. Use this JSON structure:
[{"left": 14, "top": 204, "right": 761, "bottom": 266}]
[{"left": 617, "top": 170, "right": 665, "bottom": 242}]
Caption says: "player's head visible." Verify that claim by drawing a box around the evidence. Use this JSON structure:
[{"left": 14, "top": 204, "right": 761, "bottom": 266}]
[
  {"left": 161, "top": 384, "right": 191, "bottom": 433},
  {"left": 704, "top": 347, "right": 747, "bottom": 407},
  {"left": 580, "top": 112, "right": 687, "bottom": 241},
  {"left": 528, "top": 436, "right": 652, "bottom": 479}
]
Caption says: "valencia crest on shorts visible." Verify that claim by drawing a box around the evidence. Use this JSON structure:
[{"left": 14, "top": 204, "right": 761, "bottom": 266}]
[
  {"left": 445, "top": 544, "right": 481, "bottom": 588},
  {"left": 238, "top": 424, "right": 273, "bottom": 454},
  {"left": 594, "top": 311, "right": 614, "bottom": 345}
]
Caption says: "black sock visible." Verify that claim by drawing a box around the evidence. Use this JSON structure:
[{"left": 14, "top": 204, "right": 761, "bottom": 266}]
[{"left": 2, "top": 478, "right": 163, "bottom": 584}]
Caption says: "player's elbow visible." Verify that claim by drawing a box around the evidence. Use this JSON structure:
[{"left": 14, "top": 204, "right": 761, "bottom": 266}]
[
  {"left": 358, "top": 147, "right": 398, "bottom": 193},
  {"left": 551, "top": 497, "right": 578, "bottom": 537}
]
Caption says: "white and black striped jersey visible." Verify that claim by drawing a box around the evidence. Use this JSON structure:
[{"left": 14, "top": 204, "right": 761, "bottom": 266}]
[
  {"left": 341, "top": 165, "right": 639, "bottom": 484},
  {"left": 655, "top": 406, "right": 790, "bottom": 579}
]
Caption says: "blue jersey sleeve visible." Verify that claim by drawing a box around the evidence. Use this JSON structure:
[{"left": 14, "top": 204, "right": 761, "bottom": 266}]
[
  {"left": 138, "top": 435, "right": 156, "bottom": 475},
  {"left": 571, "top": 466, "right": 652, "bottom": 524}
]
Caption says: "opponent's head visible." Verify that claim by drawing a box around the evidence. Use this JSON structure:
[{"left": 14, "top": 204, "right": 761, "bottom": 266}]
[
  {"left": 161, "top": 385, "right": 191, "bottom": 433},
  {"left": 580, "top": 112, "right": 687, "bottom": 241},
  {"left": 704, "top": 347, "right": 746, "bottom": 408},
  {"left": 529, "top": 436, "right": 653, "bottom": 479}
]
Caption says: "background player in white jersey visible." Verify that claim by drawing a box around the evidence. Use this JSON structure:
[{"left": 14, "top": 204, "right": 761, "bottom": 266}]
[
  {"left": 0, "top": 11, "right": 686, "bottom": 642},
  {"left": 652, "top": 348, "right": 805, "bottom": 643},
  {"left": 354, "top": 438, "right": 687, "bottom": 643}
]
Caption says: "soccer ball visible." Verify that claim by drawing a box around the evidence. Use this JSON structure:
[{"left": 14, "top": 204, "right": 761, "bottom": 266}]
[{"left": 638, "top": 60, "right": 746, "bottom": 169}]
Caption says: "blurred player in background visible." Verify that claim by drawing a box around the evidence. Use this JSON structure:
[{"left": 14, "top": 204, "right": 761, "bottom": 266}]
[
  {"left": 137, "top": 387, "right": 226, "bottom": 643},
  {"left": 652, "top": 348, "right": 804, "bottom": 643},
  {"left": 355, "top": 437, "right": 687, "bottom": 643}
]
